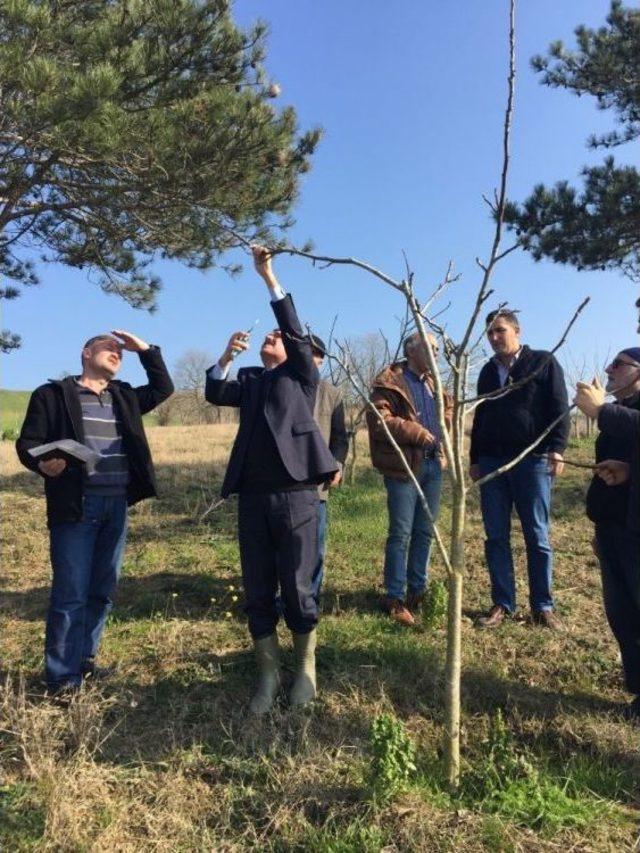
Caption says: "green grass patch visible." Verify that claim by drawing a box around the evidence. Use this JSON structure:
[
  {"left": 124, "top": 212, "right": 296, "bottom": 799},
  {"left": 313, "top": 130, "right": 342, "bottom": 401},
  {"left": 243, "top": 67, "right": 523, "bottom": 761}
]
[
  {"left": 0, "top": 782, "right": 46, "bottom": 850},
  {"left": 0, "top": 389, "right": 30, "bottom": 434}
]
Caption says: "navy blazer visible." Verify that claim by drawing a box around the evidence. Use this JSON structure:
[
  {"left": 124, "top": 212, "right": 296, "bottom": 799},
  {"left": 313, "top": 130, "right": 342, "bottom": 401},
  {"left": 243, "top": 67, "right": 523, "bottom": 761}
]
[{"left": 206, "top": 294, "right": 339, "bottom": 497}]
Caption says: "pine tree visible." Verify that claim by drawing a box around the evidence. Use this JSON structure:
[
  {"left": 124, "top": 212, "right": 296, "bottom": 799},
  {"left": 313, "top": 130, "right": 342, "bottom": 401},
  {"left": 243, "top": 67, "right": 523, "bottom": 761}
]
[
  {"left": 505, "top": 1, "right": 640, "bottom": 283},
  {"left": 0, "top": 0, "right": 321, "bottom": 349}
]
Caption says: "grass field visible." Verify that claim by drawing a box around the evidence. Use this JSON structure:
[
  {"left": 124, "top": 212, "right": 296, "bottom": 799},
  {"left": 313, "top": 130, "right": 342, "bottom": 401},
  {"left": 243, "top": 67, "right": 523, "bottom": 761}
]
[
  {"left": 0, "top": 390, "right": 31, "bottom": 434},
  {"left": 0, "top": 388, "right": 159, "bottom": 436},
  {"left": 1, "top": 425, "right": 639, "bottom": 851}
]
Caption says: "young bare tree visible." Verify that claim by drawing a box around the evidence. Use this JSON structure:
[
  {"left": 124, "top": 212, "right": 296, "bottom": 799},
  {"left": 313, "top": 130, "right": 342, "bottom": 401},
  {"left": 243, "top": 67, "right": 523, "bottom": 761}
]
[
  {"left": 259, "top": 0, "right": 589, "bottom": 788},
  {"left": 328, "top": 331, "right": 391, "bottom": 483}
]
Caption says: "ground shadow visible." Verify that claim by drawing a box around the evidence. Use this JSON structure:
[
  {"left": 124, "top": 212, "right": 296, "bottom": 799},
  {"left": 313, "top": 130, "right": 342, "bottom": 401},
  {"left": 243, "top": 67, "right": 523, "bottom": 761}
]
[
  {"left": 83, "top": 645, "right": 640, "bottom": 800},
  {"left": 0, "top": 571, "right": 245, "bottom": 623}
]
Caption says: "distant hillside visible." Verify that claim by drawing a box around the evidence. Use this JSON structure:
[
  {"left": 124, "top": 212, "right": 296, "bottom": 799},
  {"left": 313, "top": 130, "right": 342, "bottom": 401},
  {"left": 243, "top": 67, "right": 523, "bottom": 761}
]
[
  {"left": 0, "top": 389, "right": 163, "bottom": 436},
  {"left": 0, "top": 390, "right": 30, "bottom": 433}
]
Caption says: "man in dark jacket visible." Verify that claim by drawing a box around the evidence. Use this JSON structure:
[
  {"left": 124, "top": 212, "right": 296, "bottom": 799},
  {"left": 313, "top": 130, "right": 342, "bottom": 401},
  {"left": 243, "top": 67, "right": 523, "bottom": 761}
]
[
  {"left": 206, "top": 246, "right": 338, "bottom": 714},
  {"left": 470, "top": 309, "right": 570, "bottom": 630},
  {"left": 575, "top": 349, "right": 640, "bottom": 720},
  {"left": 16, "top": 331, "right": 173, "bottom": 695}
]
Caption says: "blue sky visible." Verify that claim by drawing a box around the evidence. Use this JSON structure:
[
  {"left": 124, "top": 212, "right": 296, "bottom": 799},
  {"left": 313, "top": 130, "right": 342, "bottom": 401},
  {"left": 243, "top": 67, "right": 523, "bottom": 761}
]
[{"left": 3, "top": 0, "right": 638, "bottom": 390}]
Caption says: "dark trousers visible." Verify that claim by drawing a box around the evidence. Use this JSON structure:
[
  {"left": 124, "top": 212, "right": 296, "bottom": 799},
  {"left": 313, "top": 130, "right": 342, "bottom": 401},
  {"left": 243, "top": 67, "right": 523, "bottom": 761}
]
[
  {"left": 46, "top": 493, "right": 128, "bottom": 689},
  {"left": 238, "top": 489, "right": 319, "bottom": 639},
  {"left": 595, "top": 523, "right": 640, "bottom": 696}
]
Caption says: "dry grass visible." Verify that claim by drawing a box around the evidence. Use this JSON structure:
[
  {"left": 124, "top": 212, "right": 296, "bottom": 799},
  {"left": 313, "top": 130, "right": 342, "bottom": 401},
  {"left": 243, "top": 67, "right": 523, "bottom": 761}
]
[{"left": 1, "top": 425, "right": 639, "bottom": 851}]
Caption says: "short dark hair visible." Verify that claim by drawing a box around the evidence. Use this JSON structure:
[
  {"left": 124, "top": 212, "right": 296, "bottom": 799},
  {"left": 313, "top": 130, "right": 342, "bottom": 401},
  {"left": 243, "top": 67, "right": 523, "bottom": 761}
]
[
  {"left": 82, "top": 334, "right": 116, "bottom": 351},
  {"left": 485, "top": 309, "right": 520, "bottom": 330},
  {"left": 81, "top": 334, "right": 119, "bottom": 367}
]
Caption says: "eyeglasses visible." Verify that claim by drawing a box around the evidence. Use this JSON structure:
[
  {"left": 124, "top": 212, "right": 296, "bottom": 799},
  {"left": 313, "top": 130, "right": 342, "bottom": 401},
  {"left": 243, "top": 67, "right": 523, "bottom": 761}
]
[{"left": 609, "top": 358, "right": 640, "bottom": 369}]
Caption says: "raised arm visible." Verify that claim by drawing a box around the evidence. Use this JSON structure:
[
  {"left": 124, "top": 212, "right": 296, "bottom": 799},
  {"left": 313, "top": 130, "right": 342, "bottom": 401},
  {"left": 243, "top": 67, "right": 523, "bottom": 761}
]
[
  {"left": 111, "top": 331, "right": 174, "bottom": 415},
  {"left": 252, "top": 245, "right": 318, "bottom": 386},
  {"left": 204, "top": 331, "right": 252, "bottom": 407}
]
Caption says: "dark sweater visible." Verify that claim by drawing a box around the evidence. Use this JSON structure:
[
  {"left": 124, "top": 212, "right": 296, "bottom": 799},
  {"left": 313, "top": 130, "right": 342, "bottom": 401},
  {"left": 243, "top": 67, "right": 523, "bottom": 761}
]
[
  {"left": 595, "top": 400, "right": 640, "bottom": 534},
  {"left": 470, "top": 345, "right": 570, "bottom": 463},
  {"left": 16, "top": 346, "right": 174, "bottom": 527},
  {"left": 238, "top": 370, "right": 314, "bottom": 493}
]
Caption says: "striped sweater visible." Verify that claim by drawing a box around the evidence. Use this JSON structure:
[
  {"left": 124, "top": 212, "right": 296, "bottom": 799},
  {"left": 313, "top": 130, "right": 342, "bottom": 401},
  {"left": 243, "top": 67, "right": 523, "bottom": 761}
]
[{"left": 76, "top": 383, "right": 129, "bottom": 493}]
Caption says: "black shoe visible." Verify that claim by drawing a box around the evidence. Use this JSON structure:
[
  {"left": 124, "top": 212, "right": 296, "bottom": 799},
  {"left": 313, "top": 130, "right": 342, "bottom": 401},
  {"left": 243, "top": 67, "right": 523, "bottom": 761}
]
[
  {"left": 621, "top": 696, "right": 640, "bottom": 722},
  {"left": 45, "top": 682, "right": 81, "bottom": 705},
  {"left": 81, "top": 657, "right": 117, "bottom": 681}
]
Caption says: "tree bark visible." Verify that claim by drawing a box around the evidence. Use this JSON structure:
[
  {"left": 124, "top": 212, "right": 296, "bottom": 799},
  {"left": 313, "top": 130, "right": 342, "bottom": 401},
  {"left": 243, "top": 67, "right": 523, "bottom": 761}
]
[{"left": 444, "top": 496, "right": 464, "bottom": 788}]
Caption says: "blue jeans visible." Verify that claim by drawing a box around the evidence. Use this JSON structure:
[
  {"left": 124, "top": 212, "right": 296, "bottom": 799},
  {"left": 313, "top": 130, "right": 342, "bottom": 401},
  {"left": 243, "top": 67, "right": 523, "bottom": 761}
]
[
  {"left": 478, "top": 454, "right": 553, "bottom": 613},
  {"left": 383, "top": 457, "right": 442, "bottom": 600},
  {"left": 46, "top": 493, "right": 128, "bottom": 689},
  {"left": 310, "top": 500, "right": 328, "bottom": 603}
]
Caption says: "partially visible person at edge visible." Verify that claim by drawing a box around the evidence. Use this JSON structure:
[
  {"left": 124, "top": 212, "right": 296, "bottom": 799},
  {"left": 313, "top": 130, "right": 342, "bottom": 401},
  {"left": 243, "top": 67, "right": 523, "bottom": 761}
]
[
  {"left": 469, "top": 309, "right": 570, "bottom": 630},
  {"left": 367, "top": 332, "right": 452, "bottom": 627},
  {"left": 16, "top": 332, "right": 174, "bottom": 696},
  {"left": 308, "top": 340, "right": 349, "bottom": 603},
  {"left": 205, "top": 246, "right": 338, "bottom": 714},
  {"left": 574, "top": 349, "right": 640, "bottom": 722}
]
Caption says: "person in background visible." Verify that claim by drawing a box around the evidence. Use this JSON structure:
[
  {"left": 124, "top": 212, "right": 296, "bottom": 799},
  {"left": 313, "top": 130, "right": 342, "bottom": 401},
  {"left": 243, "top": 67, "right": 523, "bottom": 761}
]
[
  {"left": 367, "top": 332, "right": 451, "bottom": 627},
  {"left": 16, "top": 331, "right": 173, "bottom": 696},
  {"left": 307, "top": 337, "right": 349, "bottom": 604}
]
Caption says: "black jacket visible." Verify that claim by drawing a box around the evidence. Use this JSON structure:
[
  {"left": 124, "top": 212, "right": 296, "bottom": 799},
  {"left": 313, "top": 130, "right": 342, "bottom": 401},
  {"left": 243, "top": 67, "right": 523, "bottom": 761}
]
[
  {"left": 206, "top": 295, "right": 339, "bottom": 497},
  {"left": 594, "top": 400, "right": 640, "bottom": 534},
  {"left": 16, "top": 346, "right": 174, "bottom": 527},
  {"left": 470, "top": 345, "right": 570, "bottom": 463}
]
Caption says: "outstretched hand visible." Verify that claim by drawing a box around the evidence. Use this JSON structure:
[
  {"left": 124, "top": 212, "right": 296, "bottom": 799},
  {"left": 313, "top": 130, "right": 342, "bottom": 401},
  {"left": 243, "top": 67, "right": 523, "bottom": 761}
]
[
  {"left": 111, "top": 330, "right": 150, "bottom": 352},
  {"left": 574, "top": 376, "right": 605, "bottom": 419},
  {"left": 220, "top": 331, "right": 251, "bottom": 367},
  {"left": 251, "top": 244, "right": 279, "bottom": 289}
]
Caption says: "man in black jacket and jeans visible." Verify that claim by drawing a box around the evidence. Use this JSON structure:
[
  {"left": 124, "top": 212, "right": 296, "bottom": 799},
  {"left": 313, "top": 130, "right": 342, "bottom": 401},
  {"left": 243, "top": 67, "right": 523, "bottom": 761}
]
[
  {"left": 469, "top": 309, "right": 570, "bottom": 630},
  {"left": 17, "top": 330, "right": 173, "bottom": 694},
  {"left": 206, "top": 246, "right": 338, "bottom": 714}
]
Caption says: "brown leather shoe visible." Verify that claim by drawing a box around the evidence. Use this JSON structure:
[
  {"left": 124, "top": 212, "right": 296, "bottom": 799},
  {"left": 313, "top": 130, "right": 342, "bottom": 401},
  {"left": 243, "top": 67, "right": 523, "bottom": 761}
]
[
  {"left": 385, "top": 598, "right": 415, "bottom": 627},
  {"left": 532, "top": 610, "right": 563, "bottom": 630},
  {"left": 406, "top": 591, "right": 424, "bottom": 613},
  {"left": 476, "top": 604, "right": 507, "bottom": 629}
]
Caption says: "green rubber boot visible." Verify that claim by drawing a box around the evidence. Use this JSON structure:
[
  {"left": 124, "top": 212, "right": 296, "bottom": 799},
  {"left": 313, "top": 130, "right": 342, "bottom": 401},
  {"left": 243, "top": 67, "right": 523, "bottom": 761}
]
[
  {"left": 289, "top": 629, "right": 317, "bottom": 707},
  {"left": 249, "top": 633, "right": 281, "bottom": 714}
]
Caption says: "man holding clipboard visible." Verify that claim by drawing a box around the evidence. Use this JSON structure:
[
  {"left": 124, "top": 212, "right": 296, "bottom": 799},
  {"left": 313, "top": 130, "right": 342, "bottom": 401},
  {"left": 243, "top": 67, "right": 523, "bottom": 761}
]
[{"left": 17, "top": 330, "right": 173, "bottom": 696}]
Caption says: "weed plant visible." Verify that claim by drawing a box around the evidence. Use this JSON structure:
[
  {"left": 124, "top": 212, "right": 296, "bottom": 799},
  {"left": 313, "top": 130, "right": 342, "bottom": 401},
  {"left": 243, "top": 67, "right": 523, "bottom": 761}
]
[
  {"left": 369, "top": 712, "right": 417, "bottom": 803},
  {"left": 422, "top": 578, "right": 448, "bottom": 629}
]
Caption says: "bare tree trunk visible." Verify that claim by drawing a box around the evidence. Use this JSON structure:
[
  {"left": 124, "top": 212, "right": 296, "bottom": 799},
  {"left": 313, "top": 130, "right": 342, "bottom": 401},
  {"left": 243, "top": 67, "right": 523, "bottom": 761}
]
[
  {"left": 444, "top": 506, "right": 464, "bottom": 787},
  {"left": 347, "top": 429, "right": 357, "bottom": 484}
]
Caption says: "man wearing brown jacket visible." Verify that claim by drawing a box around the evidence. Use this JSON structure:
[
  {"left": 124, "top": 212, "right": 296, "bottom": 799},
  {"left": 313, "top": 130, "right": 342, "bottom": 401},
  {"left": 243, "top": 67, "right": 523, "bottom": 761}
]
[{"left": 367, "top": 332, "right": 451, "bottom": 626}]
